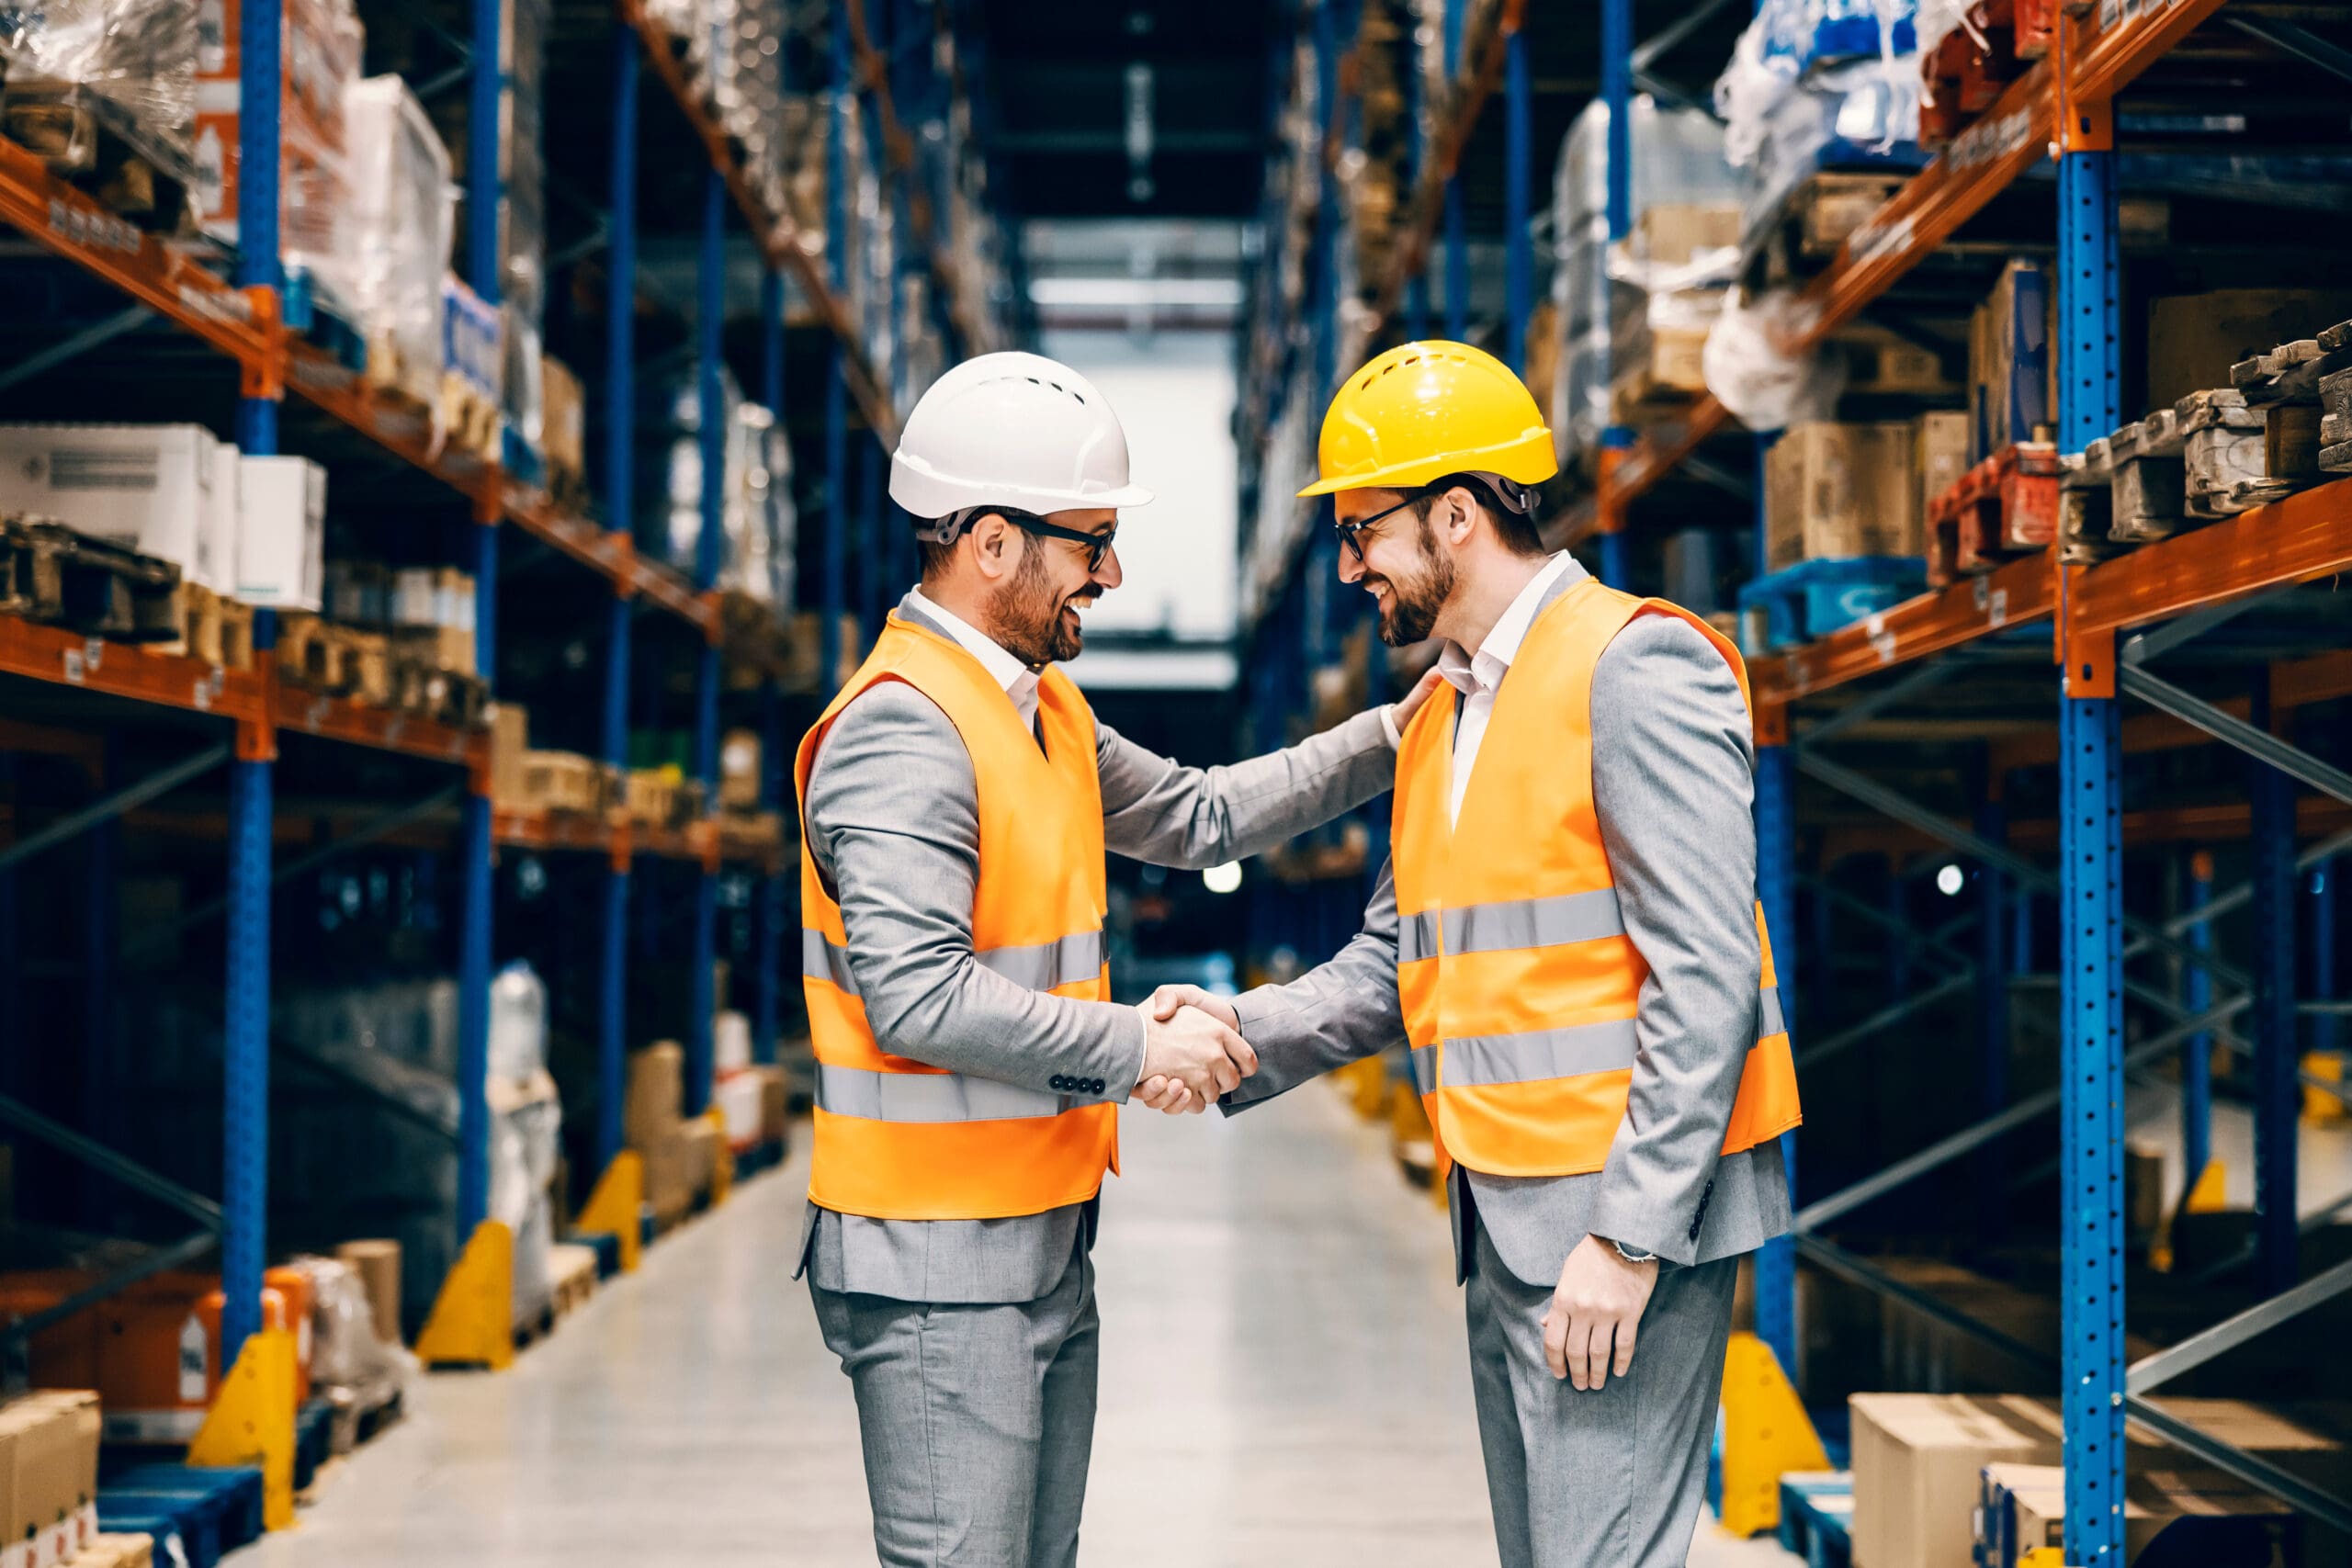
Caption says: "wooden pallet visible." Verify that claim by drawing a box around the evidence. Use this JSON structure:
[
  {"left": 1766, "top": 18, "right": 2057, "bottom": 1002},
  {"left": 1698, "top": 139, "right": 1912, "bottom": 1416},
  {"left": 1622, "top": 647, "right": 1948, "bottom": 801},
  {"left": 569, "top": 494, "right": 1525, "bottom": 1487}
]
[
  {"left": 1927, "top": 442, "right": 2059, "bottom": 581},
  {"left": 389, "top": 657, "right": 489, "bottom": 728},
  {"left": 158, "top": 582, "right": 257, "bottom": 671},
  {"left": 324, "top": 1371, "right": 405, "bottom": 1456},
  {"left": 439, "top": 373, "right": 502, "bottom": 461},
  {"left": 518, "top": 751, "right": 607, "bottom": 816},
  {"left": 0, "top": 517, "right": 181, "bottom": 640},
  {"left": 549, "top": 1242, "right": 599, "bottom": 1319}
]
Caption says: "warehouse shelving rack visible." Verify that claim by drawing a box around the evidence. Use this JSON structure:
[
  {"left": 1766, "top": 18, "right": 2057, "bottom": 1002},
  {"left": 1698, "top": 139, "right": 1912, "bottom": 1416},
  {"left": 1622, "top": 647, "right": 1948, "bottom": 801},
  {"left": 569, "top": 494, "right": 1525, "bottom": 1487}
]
[
  {"left": 1238, "top": 0, "right": 2352, "bottom": 1556},
  {"left": 0, "top": 0, "right": 998, "bottom": 1413}
]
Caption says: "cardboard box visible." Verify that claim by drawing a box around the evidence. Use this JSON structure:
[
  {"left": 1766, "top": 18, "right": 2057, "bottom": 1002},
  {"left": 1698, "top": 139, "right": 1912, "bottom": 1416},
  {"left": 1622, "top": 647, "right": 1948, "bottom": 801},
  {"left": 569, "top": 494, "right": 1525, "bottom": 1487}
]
[
  {"left": 1915, "top": 412, "right": 1973, "bottom": 524},
  {"left": 719, "top": 729, "right": 763, "bottom": 812},
  {"left": 541, "top": 353, "right": 584, "bottom": 480},
  {"left": 1970, "top": 260, "right": 2054, "bottom": 460},
  {"left": 2147, "top": 288, "right": 2352, "bottom": 413},
  {"left": 17, "top": 1390, "right": 99, "bottom": 1567},
  {"left": 626, "top": 1043, "right": 685, "bottom": 1152},
  {"left": 1635, "top": 203, "right": 1742, "bottom": 268},
  {"left": 714, "top": 1069, "right": 763, "bottom": 1149},
  {"left": 489, "top": 704, "right": 530, "bottom": 808},
  {"left": 643, "top": 1124, "right": 695, "bottom": 1224},
  {"left": 756, "top": 1064, "right": 790, "bottom": 1144},
  {"left": 237, "top": 455, "right": 326, "bottom": 612},
  {"left": 678, "top": 1116, "right": 720, "bottom": 1202},
  {"left": 1983, "top": 1460, "right": 2300, "bottom": 1567},
  {"left": 0, "top": 424, "right": 224, "bottom": 587},
  {"left": 336, "top": 1239, "right": 402, "bottom": 1347},
  {"left": 1849, "top": 1393, "right": 2064, "bottom": 1568},
  {"left": 1765, "top": 422, "right": 1921, "bottom": 571}
]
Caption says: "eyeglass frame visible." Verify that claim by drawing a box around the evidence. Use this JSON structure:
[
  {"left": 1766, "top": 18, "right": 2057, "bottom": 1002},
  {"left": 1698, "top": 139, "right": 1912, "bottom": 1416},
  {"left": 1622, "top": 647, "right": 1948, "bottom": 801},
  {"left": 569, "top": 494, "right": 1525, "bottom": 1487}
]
[
  {"left": 961, "top": 506, "right": 1120, "bottom": 572},
  {"left": 1330, "top": 491, "right": 1423, "bottom": 566}
]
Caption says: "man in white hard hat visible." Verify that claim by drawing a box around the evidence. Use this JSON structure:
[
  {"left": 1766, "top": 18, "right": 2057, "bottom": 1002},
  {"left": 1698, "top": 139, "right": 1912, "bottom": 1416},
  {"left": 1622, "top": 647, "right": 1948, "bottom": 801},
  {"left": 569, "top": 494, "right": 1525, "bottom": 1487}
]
[{"left": 794, "top": 351, "right": 1438, "bottom": 1567}]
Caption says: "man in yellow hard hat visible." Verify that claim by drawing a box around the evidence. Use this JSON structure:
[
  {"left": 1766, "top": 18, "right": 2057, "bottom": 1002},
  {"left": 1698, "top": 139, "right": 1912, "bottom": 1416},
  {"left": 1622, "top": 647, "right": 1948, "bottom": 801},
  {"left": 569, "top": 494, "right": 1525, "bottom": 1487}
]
[{"left": 1143, "top": 342, "right": 1801, "bottom": 1567}]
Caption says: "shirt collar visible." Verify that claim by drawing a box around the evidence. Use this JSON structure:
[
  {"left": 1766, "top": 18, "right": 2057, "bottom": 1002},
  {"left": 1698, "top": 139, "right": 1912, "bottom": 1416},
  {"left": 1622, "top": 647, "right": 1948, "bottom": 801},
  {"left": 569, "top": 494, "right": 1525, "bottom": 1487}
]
[
  {"left": 906, "top": 588, "right": 1041, "bottom": 707},
  {"left": 1433, "top": 552, "right": 1583, "bottom": 697}
]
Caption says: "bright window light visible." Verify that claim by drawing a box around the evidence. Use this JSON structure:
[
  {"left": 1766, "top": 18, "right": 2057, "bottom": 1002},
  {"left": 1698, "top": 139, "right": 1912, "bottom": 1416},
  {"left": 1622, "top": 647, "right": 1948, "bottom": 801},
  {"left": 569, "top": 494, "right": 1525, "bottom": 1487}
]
[
  {"left": 1204, "top": 862, "right": 1244, "bottom": 895},
  {"left": 1936, "top": 863, "right": 1964, "bottom": 897}
]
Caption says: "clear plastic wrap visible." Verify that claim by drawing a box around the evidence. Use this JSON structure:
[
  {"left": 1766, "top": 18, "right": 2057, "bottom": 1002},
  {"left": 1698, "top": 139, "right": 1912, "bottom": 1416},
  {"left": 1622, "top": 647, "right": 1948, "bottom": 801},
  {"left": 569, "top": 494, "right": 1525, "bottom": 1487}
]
[
  {"left": 1715, "top": 6, "right": 1921, "bottom": 228},
  {"left": 1549, "top": 96, "right": 1745, "bottom": 468},
  {"left": 1701, "top": 286, "right": 1848, "bottom": 434},
  {"left": 191, "top": 0, "right": 361, "bottom": 295},
  {"left": 490, "top": 1084, "right": 560, "bottom": 1327},
  {"left": 721, "top": 401, "right": 795, "bottom": 607},
  {"left": 501, "top": 0, "right": 549, "bottom": 330},
  {"left": 344, "top": 75, "right": 456, "bottom": 407},
  {"left": 0, "top": 0, "right": 199, "bottom": 181},
  {"left": 488, "top": 961, "right": 547, "bottom": 1087},
  {"left": 297, "top": 1257, "right": 406, "bottom": 1388}
]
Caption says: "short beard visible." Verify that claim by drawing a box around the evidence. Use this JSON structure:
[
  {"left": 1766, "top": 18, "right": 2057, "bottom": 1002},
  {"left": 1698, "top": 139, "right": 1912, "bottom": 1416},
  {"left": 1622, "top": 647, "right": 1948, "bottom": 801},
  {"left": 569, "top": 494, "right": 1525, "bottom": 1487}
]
[
  {"left": 1374, "top": 513, "right": 1454, "bottom": 647},
  {"left": 985, "top": 543, "right": 1085, "bottom": 666}
]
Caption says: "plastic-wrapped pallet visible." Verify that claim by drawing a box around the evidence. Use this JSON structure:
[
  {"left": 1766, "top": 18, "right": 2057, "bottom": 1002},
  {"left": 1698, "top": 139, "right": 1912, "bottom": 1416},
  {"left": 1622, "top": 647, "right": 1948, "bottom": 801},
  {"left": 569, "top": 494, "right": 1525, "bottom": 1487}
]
[
  {"left": 343, "top": 75, "right": 457, "bottom": 409},
  {"left": 1549, "top": 96, "right": 1745, "bottom": 471},
  {"left": 1714, "top": 0, "right": 1920, "bottom": 229},
  {"left": 0, "top": 0, "right": 201, "bottom": 189},
  {"left": 721, "top": 402, "right": 795, "bottom": 608}
]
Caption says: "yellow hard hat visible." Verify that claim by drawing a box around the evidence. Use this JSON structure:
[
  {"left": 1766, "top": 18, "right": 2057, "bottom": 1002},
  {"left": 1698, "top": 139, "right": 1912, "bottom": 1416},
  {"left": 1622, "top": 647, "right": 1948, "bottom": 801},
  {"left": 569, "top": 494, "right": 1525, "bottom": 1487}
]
[{"left": 1296, "top": 340, "right": 1558, "bottom": 499}]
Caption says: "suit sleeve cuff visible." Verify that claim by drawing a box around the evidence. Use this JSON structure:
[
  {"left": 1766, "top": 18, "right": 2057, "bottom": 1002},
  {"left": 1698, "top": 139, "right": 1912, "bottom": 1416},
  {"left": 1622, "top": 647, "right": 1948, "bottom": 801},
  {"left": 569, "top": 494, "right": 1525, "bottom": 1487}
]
[
  {"left": 1585, "top": 1186, "right": 1701, "bottom": 1269},
  {"left": 1378, "top": 704, "right": 1403, "bottom": 749}
]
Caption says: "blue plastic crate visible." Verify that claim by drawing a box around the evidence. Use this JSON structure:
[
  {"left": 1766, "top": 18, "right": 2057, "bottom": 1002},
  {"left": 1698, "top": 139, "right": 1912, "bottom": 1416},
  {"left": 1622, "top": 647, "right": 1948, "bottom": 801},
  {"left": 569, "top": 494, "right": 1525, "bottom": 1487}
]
[
  {"left": 1737, "top": 557, "right": 1929, "bottom": 649},
  {"left": 1777, "top": 1471, "right": 1853, "bottom": 1568},
  {"left": 98, "top": 1464, "right": 264, "bottom": 1568}
]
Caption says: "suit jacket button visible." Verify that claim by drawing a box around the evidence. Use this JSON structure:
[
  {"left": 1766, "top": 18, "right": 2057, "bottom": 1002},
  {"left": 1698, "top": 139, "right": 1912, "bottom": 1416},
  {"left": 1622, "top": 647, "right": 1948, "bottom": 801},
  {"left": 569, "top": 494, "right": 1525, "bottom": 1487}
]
[{"left": 1050, "top": 1075, "right": 1068, "bottom": 1091}]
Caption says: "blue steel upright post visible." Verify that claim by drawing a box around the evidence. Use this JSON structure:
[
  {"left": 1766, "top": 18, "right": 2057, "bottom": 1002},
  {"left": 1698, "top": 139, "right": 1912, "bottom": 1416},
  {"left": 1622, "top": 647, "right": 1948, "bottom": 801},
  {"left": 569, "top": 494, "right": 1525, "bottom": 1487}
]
[
  {"left": 2055, "top": 75, "right": 2124, "bottom": 1566},
  {"left": 753, "top": 265, "right": 786, "bottom": 1069},
  {"left": 1502, "top": 21, "right": 1531, "bottom": 378},
  {"left": 1752, "top": 711, "right": 1798, "bottom": 1379},
  {"left": 686, "top": 166, "right": 726, "bottom": 1119},
  {"left": 596, "top": 22, "right": 640, "bottom": 1172},
  {"left": 2183, "top": 850, "right": 2213, "bottom": 1201},
  {"left": 821, "top": 0, "right": 852, "bottom": 693},
  {"left": 451, "top": 0, "right": 506, "bottom": 1247},
  {"left": 1442, "top": 0, "right": 1468, "bottom": 342},
  {"left": 1595, "top": 0, "right": 1634, "bottom": 591},
  {"left": 2248, "top": 672, "right": 2299, "bottom": 1295},
  {"left": 221, "top": 0, "right": 284, "bottom": 1366},
  {"left": 1401, "top": 3, "right": 1429, "bottom": 344}
]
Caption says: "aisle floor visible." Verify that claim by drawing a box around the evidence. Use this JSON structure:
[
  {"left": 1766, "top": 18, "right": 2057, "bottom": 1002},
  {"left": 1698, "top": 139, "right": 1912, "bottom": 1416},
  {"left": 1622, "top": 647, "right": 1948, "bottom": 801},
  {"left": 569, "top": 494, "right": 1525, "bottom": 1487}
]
[{"left": 251, "top": 1084, "right": 1792, "bottom": 1566}]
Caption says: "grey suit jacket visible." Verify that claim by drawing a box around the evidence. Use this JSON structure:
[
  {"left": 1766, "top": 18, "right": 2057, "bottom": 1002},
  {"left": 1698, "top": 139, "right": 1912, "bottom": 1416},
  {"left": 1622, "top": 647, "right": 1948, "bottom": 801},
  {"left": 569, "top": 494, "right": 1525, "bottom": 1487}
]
[
  {"left": 798, "top": 592, "right": 1401, "bottom": 1303},
  {"left": 1225, "top": 572, "right": 1792, "bottom": 1285}
]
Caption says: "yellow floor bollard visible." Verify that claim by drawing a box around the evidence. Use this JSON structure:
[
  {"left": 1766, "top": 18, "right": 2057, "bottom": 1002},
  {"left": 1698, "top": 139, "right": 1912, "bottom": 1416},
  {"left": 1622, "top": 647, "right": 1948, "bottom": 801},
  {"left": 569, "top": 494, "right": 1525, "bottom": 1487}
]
[
  {"left": 576, "top": 1151, "right": 645, "bottom": 1273},
  {"left": 190, "top": 1328, "right": 298, "bottom": 1531},
  {"left": 1716, "top": 1331, "right": 1831, "bottom": 1538},
  {"left": 415, "top": 1219, "right": 515, "bottom": 1371}
]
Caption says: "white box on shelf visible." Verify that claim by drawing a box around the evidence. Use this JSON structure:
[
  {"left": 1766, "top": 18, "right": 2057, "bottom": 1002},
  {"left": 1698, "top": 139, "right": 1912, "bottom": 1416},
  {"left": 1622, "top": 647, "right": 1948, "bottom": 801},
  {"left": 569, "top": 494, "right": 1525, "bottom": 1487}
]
[
  {"left": 206, "top": 442, "right": 243, "bottom": 593},
  {"left": 237, "top": 456, "right": 327, "bottom": 612},
  {"left": 0, "top": 423, "right": 220, "bottom": 584},
  {"left": 715, "top": 1010, "right": 752, "bottom": 1076}
]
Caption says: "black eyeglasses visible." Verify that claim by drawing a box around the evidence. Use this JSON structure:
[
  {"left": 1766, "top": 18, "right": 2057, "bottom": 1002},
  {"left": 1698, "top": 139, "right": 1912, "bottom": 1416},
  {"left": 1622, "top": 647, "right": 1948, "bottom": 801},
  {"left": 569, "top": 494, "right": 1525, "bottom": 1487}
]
[
  {"left": 1332, "top": 492, "right": 1420, "bottom": 566},
  {"left": 997, "top": 508, "right": 1119, "bottom": 572}
]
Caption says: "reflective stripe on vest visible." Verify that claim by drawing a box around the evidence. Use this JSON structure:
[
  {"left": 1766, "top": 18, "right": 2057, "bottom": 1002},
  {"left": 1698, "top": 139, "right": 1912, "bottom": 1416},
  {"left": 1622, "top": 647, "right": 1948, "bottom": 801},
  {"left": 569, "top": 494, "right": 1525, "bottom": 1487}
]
[
  {"left": 804, "top": 929, "right": 1105, "bottom": 999},
  {"left": 1398, "top": 889, "right": 1623, "bottom": 963},
  {"left": 815, "top": 1063, "right": 1115, "bottom": 1122},
  {"left": 1425, "top": 985, "right": 1786, "bottom": 1089}
]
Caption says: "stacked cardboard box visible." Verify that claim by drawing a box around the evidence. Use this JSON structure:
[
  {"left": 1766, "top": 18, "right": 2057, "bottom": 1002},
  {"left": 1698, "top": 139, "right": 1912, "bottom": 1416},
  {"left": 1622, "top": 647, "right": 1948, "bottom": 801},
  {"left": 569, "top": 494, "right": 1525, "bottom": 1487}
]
[
  {"left": 628, "top": 1043, "right": 716, "bottom": 1224},
  {"left": 0, "top": 1391, "right": 102, "bottom": 1568},
  {"left": 336, "top": 1239, "right": 402, "bottom": 1348},
  {"left": 1764, "top": 422, "right": 1924, "bottom": 570},
  {"left": 195, "top": 0, "right": 365, "bottom": 291},
  {"left": 1969, "top": 260, "right": 2054, "bottom": 462},
  {"left": 1978, "top": 1461, "right": 2297, "bottom": 1566}
]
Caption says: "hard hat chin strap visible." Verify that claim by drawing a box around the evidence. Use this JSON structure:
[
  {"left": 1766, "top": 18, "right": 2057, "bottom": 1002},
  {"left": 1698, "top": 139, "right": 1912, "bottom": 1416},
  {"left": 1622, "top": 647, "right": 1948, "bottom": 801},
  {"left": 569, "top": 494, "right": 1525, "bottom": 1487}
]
[{"left": 1429, "top": 470, "right": 1539, "bottom": 517}]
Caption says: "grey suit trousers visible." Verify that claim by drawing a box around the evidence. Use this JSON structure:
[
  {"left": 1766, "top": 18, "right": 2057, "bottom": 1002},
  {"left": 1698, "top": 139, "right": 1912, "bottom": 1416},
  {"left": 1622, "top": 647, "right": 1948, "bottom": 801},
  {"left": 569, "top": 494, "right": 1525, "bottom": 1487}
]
[
  {"left": 810, "top": 1235, "right": 1099, "bottom": 1568},
  {"left": 1465, "top": 1213, "right": 1737, "bottom": 1568}
]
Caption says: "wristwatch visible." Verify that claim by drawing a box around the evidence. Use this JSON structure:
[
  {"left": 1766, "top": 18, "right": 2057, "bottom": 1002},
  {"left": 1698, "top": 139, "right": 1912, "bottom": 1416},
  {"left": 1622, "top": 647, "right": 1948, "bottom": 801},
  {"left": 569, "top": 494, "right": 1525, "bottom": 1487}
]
[{"left": 1603, "top": 1236, "right": 1658, "bottom": 1266}]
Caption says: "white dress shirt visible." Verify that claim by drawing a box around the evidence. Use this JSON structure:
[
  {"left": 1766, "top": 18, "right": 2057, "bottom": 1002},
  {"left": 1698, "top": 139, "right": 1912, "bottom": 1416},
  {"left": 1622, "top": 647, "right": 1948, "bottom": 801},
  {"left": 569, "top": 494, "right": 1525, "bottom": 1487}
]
[
  {"left": 1434, "top": 551, "right": 1581, "bottom": 826},
  {"left": 907, "top": 587, "right": 1040, "bottom": 728}
]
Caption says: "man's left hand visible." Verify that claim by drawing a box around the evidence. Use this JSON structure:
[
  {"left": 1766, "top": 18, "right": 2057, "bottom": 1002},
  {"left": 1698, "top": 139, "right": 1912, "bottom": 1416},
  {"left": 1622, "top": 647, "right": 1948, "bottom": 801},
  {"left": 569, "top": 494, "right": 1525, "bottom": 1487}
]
[{"left": 1544, "top": 1235, "right": 1658, "bottom": 1391}]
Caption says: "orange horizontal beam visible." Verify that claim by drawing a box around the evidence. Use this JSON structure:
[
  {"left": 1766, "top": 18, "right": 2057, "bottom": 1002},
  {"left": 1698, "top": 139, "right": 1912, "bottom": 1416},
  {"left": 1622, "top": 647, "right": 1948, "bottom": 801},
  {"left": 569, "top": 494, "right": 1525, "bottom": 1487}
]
[
  {"left": 2069, "top": 476, "right": 2352, "bottom": 639},
  {"left": 1821, "top": 795, "right": 2352, "bottom": 863},
  {"left": 1988, "top": 649, "right": 2352, "bottom": 773},
  {"left": 0, "top": 136, "right": 275, "bottom": 374},
  {"left": 0, "top": 618, "right": 264, "bottom": 722},
  {"left": 277, "top": 691, "right": 487, "bottom": 770},
  {"left": 1600, "top": 396, "right": 1734, "bottom": 512},
  {"left": 285, "top": 347, "right": 500, "bottom": 509},
  {"left": 1755, "top": 551, "right": 2055, "bottom": 704}
]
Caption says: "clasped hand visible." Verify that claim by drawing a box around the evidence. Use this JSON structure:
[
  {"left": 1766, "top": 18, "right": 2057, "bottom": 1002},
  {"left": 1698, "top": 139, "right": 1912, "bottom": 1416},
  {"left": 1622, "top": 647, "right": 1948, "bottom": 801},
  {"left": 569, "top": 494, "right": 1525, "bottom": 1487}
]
[{"left": 1133, "top": 985, "right": 1249, "bottom": 1114}]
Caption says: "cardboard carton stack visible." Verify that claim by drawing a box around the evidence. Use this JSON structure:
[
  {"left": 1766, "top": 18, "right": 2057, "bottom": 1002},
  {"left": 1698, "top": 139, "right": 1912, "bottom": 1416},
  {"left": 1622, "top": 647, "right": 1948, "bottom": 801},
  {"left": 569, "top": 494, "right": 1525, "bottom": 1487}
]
[
  {"left": 0, "top": 1390, "right": 102, "bottom": 1566},
  {"left": 1977, "top": 1461, "right": 2297, "bottom": 1567},
  {"left": 628, "top": 1043, "right": 716, "bottom": 1225},
  {"left": 1764, "top": 422, "right": 1925, "bottom": 571},
  {"left": 717, "top": 729, "right": 786, "bottom": 852}
]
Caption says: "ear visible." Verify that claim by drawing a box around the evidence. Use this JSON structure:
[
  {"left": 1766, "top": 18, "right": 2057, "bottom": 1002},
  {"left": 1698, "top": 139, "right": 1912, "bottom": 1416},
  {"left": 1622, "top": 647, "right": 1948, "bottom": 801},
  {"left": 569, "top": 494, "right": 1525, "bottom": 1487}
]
[
  {"left": 968, "top": 513, "right": 1019, "bottom": 582},
  {"left": 1438, "top": 485, "right": 1481, "bottom": 547}
]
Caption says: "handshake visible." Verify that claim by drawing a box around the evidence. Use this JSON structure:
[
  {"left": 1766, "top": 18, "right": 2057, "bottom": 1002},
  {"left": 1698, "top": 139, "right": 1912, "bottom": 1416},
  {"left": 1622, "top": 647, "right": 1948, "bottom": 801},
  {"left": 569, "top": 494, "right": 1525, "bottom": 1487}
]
[{"left": 1132, "top": 986, "right": 1250, "bottom": 1115}]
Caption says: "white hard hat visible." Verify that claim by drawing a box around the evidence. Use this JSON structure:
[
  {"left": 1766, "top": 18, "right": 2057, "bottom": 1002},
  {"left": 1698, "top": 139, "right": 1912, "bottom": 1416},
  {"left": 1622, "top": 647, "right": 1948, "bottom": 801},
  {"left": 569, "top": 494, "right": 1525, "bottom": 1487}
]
[{"left": 889, "top": 351, "right": 1155, "bottom": 528}]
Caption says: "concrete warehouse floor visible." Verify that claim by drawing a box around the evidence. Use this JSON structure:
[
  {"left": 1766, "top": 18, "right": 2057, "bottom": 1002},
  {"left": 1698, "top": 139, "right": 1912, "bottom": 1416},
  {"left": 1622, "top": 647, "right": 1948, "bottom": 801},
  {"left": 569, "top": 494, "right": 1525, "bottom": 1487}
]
[{"left": 250, "top": 1083, "right": 1798, "bottom": 1566}]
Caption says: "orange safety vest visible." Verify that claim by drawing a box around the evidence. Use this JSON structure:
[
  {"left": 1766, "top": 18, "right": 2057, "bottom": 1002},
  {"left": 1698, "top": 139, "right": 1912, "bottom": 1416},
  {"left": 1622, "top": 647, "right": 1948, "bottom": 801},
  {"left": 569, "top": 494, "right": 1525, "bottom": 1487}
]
[
  {"left": 795, "top": 613, "right": 1119, "bottom": 1221},
  {"left": 1392, "top": 576, "right": 1802, "bottom": 1180}
]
